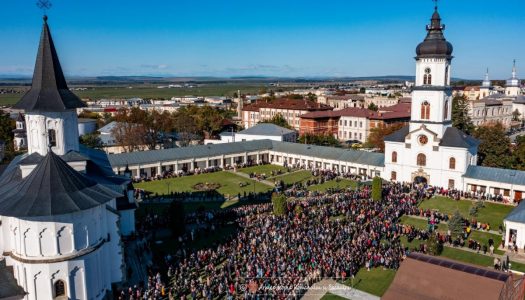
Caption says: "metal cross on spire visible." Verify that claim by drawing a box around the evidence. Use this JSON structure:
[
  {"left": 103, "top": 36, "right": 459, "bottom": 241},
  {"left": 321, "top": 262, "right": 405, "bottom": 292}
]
[
  {"left": 433, "top": 0, "right": 439, "bottom": 10},
  {"left": 36, "top": 0, "right": 52, "bottom": 14}
]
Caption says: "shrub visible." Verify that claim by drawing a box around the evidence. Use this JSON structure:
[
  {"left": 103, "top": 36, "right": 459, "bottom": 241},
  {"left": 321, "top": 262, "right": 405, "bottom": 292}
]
[
  {"left": 427, "top": 233, "right": 443, "bottom": 256},
  {"left": 372, "top": 177, "right": 382, "bottom": 201},
  {"left": 272, "top": 193, "right": 287, "bottom": 216}
]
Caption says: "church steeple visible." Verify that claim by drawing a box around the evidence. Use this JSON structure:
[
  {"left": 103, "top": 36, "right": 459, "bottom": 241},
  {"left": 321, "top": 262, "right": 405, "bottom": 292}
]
[
  {"left": 482, "top": 68, "right": 491, "bottom": 87},
  {"left": 410, "top": 4, "right": 453, "bottom": 138},
  {"left": 14, "top": 16, "right": 82, "bottom": 156},
  {"left": 13, "top": 16, "right": 85, "bottom": 112}
]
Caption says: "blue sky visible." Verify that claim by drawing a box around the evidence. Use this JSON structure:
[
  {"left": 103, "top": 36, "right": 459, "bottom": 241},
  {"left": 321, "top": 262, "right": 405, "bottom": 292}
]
[{"left": 0, "top": 0, "right": 523, "bottom": 79}]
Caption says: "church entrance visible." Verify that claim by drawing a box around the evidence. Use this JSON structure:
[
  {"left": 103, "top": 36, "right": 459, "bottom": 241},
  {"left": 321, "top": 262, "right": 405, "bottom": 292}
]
[
  {"left": 414, "top": 176, "right": 428, "bottom": 184},
  {"left": 412, "top": 170, "right": 429, "bottom": 185}
]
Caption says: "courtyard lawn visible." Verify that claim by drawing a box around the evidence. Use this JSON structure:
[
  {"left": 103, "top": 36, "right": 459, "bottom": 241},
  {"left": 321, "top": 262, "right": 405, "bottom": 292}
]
[
  {"left": 399, "top": 215, "right": 448, "bottom": 232},
  {"left": 307, "top": 179, "right": 358, "bottom": 192},
  {"left": 418, "top": 196, "right": 513, "bottom": 228},
  {"left": 343, "top": 268, "right": 396, "bottom": 297},
  {"left": 237, "top": 164, "right": 288, "bottom": 176},
  {"left": 270, "top": 170, "right": 315, "bottom": 185},
  {"left": 399, "top": 216, "right": 504, "bottom": 254},
  {"left": 134, "top": 171, "right": 273, "bottom": 198},
  {"left": 320, "top": 293, "right": 347, "bottom": 300}
]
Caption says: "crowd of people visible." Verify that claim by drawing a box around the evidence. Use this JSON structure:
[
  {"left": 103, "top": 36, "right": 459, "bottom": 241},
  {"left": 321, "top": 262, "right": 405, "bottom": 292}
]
[{"left": 118, "top": 174, "right": 514, "bottom": 299}]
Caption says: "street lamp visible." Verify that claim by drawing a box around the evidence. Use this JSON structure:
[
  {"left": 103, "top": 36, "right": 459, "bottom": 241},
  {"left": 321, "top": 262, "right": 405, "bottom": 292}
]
[{"left": 165, "top": 182, "right": 171, "bottom": 196}]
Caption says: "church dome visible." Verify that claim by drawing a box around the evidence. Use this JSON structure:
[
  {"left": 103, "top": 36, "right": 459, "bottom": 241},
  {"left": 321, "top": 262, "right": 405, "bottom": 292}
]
[{"left": 416, "top": 9, "right": 453, "bottom": 58}]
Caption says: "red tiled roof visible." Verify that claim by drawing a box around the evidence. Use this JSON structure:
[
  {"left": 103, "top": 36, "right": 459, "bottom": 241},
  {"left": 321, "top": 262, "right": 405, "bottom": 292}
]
[
  {"left": 301, "top": 104, "right": 411, "bottom": 120},
  {"left": 243, "top": 99, "right": 333, "bottom": 112}
]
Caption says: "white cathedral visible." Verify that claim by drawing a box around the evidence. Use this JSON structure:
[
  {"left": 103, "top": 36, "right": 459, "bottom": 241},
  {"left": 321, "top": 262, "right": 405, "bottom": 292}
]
[
  {"left": 0, "top": 16, "right": 136, "bottom": 299},
  {"left": 384, "top": 7, "right": 479, "bottom": 189}
]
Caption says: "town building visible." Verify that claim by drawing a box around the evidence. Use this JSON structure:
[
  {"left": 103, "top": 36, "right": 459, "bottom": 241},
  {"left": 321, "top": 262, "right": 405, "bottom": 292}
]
[
  {"left": 77, "top": 118, "right": 98, "bottom": 136},
  {"left": 0, "top": 16, "right": 136, "bottom": 299},
  {"left": 241, "top": 99, "right": 332, "bottom": 130},
  {"left": 317, "top": 94, "right": 365, "bottom": 109},
  {"left": 205, "top": 123, "right": 296, "bottom": 144},
  {"left": 468, "top": 94, "right": 514, "bottom": 128},
  {"left": 299, "top": 102, "right": 411, "bottom": 142},
  {"left": 479, "top": 69, "right": 495, "bottom": 99}
]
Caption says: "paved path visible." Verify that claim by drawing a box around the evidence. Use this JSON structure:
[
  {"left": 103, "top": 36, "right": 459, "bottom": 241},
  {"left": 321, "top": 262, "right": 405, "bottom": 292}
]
[
  {"left": 301, "top": 279, "right": 379, "bottom": 300},
  {"left": 227, "top": 170, "right": 276, "bottom": 187}
]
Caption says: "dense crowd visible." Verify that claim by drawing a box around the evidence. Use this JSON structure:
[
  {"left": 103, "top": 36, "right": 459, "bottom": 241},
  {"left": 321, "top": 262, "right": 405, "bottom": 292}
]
[
  {"left": 119, "top": 177, "right": 513, "bottom": 299},
  {"left": 165, "top": 183, "right": 426, "bottom": 299}
]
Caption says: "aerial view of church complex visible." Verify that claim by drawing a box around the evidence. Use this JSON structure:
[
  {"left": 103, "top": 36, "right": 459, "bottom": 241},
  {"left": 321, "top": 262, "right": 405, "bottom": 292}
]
[{"left": 1, "top": 1, "right": 525, "bottom": 299}]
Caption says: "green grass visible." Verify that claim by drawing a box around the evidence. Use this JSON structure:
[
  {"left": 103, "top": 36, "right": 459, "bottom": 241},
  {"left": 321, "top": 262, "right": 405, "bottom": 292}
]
[
  {"left": 307, "top": 179, "right": 357, "bottom": 192},
  {"left": 271, "top": 170, "right": 315, "bottom": 185},
  {"left": 399, "top": 215, "right": 448, "bottom": 232},
  {"left": 418, "top": 196, "right": 513, "bottom": 228},
  {"left": 237, "top": 164, "right": 288, "bottom": 176},
  {"left": 399, "top": 215, "right": 503, "bottom": 254},
  {"left": 0, "top": 84, "right": 299, "bottom": 106},
  {"left": 320, "top": 292, "right": 348, "bottom": 300},
  {"left": 135, "top": 171, "right": 272, "bottom": 198},
  {"left": 344, "top": 268, "right": 396, "bottom": 297}
]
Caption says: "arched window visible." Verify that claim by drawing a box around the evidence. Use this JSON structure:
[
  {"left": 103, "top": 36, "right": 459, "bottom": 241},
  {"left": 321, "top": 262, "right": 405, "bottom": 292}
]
[
  {"left": 445, "top": 66, "right": 449, "bottom": 85},
  {"left": 391, "top": 171, "right": 397, "bottom": 181},
  {"left": 423, "top": 68, "right": 432, "bottom": 85},
  {"left": 54, "top": 280, "right": 66, "bottom": 297},
  {"left": 420, "top": 101, "right": 431, "bottom": 120},
  {"left": 391, "top": 151, "right": 398, "bottom": 163},
  {"left": 444, "top": 100, "right": 449, "bottom": 119},
  {"left": 417, "top": 153, "right": 426, "bottom": 166},
  {"left": 449, "top": 157, "right": 456, "bottom": 170},
  {"left": 48, "top": 129, "right": 57, "bottom": 147}
]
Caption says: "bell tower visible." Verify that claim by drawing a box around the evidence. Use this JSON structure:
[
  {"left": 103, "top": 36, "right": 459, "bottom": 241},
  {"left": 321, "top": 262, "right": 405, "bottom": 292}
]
[
  {"left": 409, "top": 6, "right": 453, "bottom": 138},
  {"left": 13, "top": 16, "right": 86, "bottom": 156}
]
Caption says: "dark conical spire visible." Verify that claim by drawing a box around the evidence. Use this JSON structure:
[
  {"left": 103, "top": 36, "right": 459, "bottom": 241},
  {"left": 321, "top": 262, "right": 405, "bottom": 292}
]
[{"left": 13, "top": 16, "right": 85, "bottom": 112}]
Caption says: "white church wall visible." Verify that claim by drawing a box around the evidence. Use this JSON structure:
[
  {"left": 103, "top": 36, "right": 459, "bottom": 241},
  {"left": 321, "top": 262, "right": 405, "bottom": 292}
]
[{"left": 26, "top": 110, "right": 80, "bottom": 156}]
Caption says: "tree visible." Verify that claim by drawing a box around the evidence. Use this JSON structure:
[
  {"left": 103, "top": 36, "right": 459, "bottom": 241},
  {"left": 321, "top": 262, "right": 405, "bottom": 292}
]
[
  {"left": 79, "top": 133, "right": 103, "bottom": 149},
  {"left": 452, "top": 95, "right": 474, "bottom": 134},
  {"left": 371, "top": 176, "right": 382, "bottom": 201},
  {"left": 473, "top": 123, "right": 512, "bottom": 168},
  {"left": 173, "top": 109, "right": 199, "bottom": 147},
  {"left": 512, "top": 135, "right": 525, "bottom": 171},
  {"left": 271, "top": 193, "right": 287, "bottom": 216},
  {"left": 426, "top": 233, "right": 443, "bottom": 256},
  {"left": 367, "top": 103, "right": 379, "bottom": 111},
  {"left": 306, "top": 93, "right": 317, "bottom": 102},
  {"left": 112, "top": 108, "right": 149, "bottom": 152},
  {"left": 168, "top": 200, "right": 185, "bottom": 237},
  {"left": 193, "top": 106, "right": 224, "bottom": 139},
  {"left": 260, "top": 113, "right": 292, "bottom": 129},
  {"left": 298, "top": 133, "right": 339, "bottom": 147},
  {"left": 0, "top": 110, "right": 15, "bottom": 162},
  {"left": 512, "top": 109, "right": 522, "bottom": 122},
  {"left": 448, "top": 210, "right": 464, "bottom": 238},
  {"left": 366, "top": 123, "right": 404, "bottom": 152}
]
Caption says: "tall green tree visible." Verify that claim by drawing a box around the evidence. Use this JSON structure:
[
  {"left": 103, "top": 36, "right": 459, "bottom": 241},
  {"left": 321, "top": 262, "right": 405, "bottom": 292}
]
[
  {"left": 367, "top": 103, "right": 379, "bottom": 111},
  {"left": 298, "top": 133, "right": 339, "bottom": 147},
  {"left": 473, "top": 123, "right": 512, "bottom": 168},
  {"left": 79, "top": 133, "right": 103, "bottom": 149},
  {"left": 448, "top": 210, "right": 464, "bottom": 238},
  {"left": 271, "top": 193, "right": 287, "bottom": 216},
  {"left": 260, "top": 113, "right": 292, "bottom": 129},
  {"left": 512, "top": 135, "right": 525, "bottom": 171},
  {"left": 371, "top": 177, "right": 382, "bottom": 201},
  {"left": 452, "top": 95, "right": 474, "bottom": 134}
]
